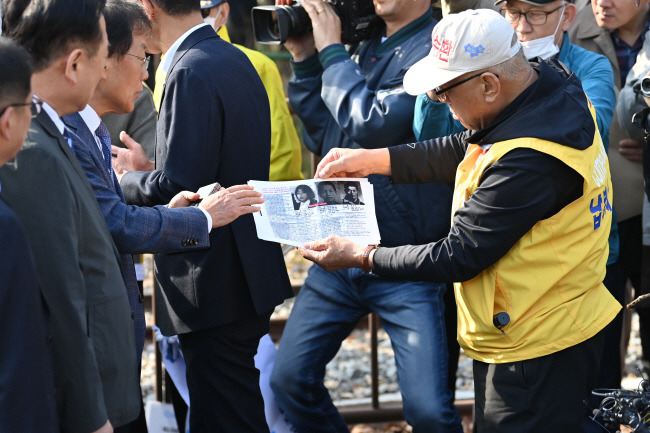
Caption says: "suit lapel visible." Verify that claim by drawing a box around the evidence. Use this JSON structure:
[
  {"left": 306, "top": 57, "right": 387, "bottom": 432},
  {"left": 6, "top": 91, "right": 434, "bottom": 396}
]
[
  {"left": 63, "top": 113, "right": 117, "bottom": 189},
  {"left": 34, "top": 111, "right": 89, "bottom": 184},
  {"left": 65, "top": 114, "right": 106, "bottom": 164},
  {"left": 34, "top": 110, "right": 123, "bottom": 261}
]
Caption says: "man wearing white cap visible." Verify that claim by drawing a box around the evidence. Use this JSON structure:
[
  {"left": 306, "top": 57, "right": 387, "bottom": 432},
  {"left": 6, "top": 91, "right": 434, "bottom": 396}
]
[
  {"left": 296, "top": 9, "right": 621, "bottom": 432},
  {"left": 414, "top": 2, "right": 623, "bottom": 412}
]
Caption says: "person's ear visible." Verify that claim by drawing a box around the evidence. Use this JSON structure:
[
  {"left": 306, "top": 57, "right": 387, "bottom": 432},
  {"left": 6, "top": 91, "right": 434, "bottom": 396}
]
[
  {"left": 216, "top": 3, "right": 230, "bottom": 29},
  {"left": 140, "top": 0, "right": 156, "bottom": 21},
  {"left": 103, "top": 54, "right": 117, "bottom": 79},
  {"left": 561, "top": 3, "right": 577, "bottom": 31},
  {"left": 481, "top": 72, "right": 501, "bottom": 103},
  {"left": 0, "top": 107, "right": 13, "bottom": 141},
  {"left": 63, "top": 49, "right": 85, "bottom": 85}
]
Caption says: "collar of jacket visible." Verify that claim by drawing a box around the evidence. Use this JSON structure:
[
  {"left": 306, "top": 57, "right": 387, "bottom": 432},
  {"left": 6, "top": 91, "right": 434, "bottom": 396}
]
[
  {"left": 376, "top": 8, "right": 436, "bottom": 53},
  {"left": 467, "top": 59, "right": 594, "bottom": 151}
]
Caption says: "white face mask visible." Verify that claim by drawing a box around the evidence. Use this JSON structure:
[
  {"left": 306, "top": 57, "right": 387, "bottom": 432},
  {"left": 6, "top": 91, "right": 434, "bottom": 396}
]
[
  {"left": 521, "top": 5, "right": 565, "bottom": 60},
  {"left": 203, "top": 4, "right": 223, "bottom": 30},
  {"left": 204, "top": 15, "right": 217, "bottom": 29}
]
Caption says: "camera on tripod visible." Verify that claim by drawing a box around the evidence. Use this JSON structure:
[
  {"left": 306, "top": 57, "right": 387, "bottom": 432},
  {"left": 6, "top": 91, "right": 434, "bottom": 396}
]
[
  {"left": 251, "top": 0, "right": 381, "bottom": 44},
  {"left": 590, "top": 379, "right": 650, "bottom": 433}
]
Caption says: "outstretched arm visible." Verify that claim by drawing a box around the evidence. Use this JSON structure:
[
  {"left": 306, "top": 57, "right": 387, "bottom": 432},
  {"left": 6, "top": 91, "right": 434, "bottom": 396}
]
[{"left": 316, "top": 148, "right": 391, "bottom": 178}]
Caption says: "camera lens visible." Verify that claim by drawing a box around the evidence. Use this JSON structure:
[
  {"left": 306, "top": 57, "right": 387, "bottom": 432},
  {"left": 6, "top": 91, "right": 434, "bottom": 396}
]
[
  {"left": 641, "top": 77, "right": 650, "bottom": 98},
  {"left": 270, "top": 11, "right": 281, "bottom": 39},
  {"left": 251, "top": 4, "right": 311, "bottom": 44}
]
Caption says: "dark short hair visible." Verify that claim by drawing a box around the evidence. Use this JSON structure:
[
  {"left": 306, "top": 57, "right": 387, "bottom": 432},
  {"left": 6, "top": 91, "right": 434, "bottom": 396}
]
[
  {"left": 0, "top": 37, "right": 33, "bottom": 106},
  {"left": 104, "top": 0, "right": 151, "bottom": 59},
  {"left": 152, "top": 0, "right": 199, "bottom": 16},
  {"left": 344, "top": 181, "right": 359, "bottom": 191},
  {"left": 295, "top": 184, "right": 315, "bottom": 200},
  {"left": 317, "top": 181, "right": 336, "bottom": 194},
  {"left": 1, "top": 0, "right": 31, "bottom": 34},
  {"left": 6, "top": 0, "right": 106, "bottom": 71}
]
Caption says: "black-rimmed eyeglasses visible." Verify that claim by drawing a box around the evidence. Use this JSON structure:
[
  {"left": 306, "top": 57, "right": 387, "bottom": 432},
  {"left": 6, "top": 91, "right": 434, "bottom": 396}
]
[
  {"left": 0, "top": 98, "right": 44, "bottom": 118},
  {"left": 123, "top": 52, "right": 150, "bottom": 70},
  {"left": 500, "top": 3, "right": 566, "bottom": 26},
  {"left": 435, "top": 72, "right": 501, "bottom": 102}
]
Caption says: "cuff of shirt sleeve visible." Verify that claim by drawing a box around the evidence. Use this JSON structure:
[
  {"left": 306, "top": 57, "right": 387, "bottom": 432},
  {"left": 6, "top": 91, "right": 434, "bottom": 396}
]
[
  {"left": 291, "top": 53, "right": 323, "bottom": 78},
  {"left": 198, "top": 207, "right": 213, "bottom": 233},
  {"left": 371, "top": 246, "right": 389, "bottom": 274},
  {"left": 318, "top": 44, "right": 350, "bottom": 70}
]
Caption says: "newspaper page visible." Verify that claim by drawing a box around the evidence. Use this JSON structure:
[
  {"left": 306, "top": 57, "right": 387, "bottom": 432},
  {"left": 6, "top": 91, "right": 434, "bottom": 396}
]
[{"left": 249, "top": 178, "right": 381, "bottom": 248}]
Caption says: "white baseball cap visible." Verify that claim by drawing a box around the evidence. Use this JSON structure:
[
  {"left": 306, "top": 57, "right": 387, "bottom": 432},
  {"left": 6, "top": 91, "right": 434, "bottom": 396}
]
[{"left": 403, "top": 9, "right": 522, "bottom": 96}]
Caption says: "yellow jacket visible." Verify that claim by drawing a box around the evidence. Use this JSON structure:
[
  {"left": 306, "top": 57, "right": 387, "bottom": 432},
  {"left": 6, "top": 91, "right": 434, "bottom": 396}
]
[
  {"left": 220, "top": 27, "right": 303, "bottom": 181},
  {"left": 453, "top": 105, "right": 620, "bottom": 363}
]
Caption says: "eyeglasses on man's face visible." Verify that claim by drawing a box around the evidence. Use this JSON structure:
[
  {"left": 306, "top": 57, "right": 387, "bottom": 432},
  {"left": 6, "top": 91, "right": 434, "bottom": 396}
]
[
  {"left": 435, "top": 72, "right": 501, "bottom": 102},
  {"left": 123, "top": 52, "right": 150, "bottom": 70},
  {"left": 500, "top": 3, "right": 566, "bottom": 26},
  {"left": 0, "top": 97, "right": 44, "bottom": 118}
]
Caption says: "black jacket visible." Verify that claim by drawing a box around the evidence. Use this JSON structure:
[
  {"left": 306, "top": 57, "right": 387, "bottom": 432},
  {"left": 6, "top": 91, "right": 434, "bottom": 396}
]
[{"left": 374, "top": 60, "right": 593, "bottom": 282}]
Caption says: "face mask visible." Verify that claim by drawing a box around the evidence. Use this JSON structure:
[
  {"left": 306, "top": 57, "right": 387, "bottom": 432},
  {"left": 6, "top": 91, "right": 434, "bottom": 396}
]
[
  {"left": 521, "top": 5, "right": 565, "bottom": 60},
  {"left": 203, "top": 4, "right": 223, "bottom": 30},
  {"left": 204, "top": 15, "right": 217, "bottom": 29}
]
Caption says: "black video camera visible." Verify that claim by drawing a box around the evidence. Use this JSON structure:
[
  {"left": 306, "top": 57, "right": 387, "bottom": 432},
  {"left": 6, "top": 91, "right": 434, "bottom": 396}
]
[
  {"left": 632, "top": 76, "right": 650, "bottom": 203},
  {"left": 251, "top": 0, "right": 380, "bottom": 45},
  {"left": 590, "top": 380, "right": 650, "bottom": 433}
]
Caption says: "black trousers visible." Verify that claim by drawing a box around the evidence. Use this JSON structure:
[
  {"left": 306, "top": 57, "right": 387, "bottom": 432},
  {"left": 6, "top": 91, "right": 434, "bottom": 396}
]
[
  {"left": 178, "top": 310, "right": 272, "bottom": 433},
  {"left": 473, "top": 329, "right": 604, "bottom": 433}
]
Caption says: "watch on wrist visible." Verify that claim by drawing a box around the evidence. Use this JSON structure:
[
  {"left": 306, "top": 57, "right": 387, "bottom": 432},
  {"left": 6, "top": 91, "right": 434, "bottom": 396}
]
[{"left": 361, "top": 245, "right": 378, "bottom": 273}]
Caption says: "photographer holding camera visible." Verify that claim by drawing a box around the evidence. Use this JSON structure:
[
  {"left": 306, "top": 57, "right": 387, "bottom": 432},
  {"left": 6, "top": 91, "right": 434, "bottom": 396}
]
[{"left": 268, "top": 0, "right": 463, "bottom": 432}]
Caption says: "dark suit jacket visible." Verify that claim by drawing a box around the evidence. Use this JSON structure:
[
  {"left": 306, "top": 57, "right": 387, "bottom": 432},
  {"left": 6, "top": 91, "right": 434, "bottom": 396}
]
[
  {"left": 63, "top": 112, "right": 210, "bottom": 357},
  {"left": 0, "top": 111, "right": 140, "bottom": 431},
  {"left": 120, "top": 25, "right": 292, "bottom": 335},
  {"left": 0, "top": 196, "right": 58, "bottom": 432}
]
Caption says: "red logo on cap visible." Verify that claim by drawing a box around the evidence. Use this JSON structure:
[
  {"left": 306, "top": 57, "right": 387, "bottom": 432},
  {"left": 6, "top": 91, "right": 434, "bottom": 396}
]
[{"left": 432, "top": 35, "right": 452, "bottom": 63}]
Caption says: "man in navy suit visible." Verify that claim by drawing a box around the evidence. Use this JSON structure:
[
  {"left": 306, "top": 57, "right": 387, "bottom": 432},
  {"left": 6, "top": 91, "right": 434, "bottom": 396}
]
[
  {"left": 114, "top": 0, "right": 293, "bottom": 431},
  {"left": 62, "top": 1, "right": 266, "bottom": 431},
  {"left": 0, "top": 37, "right": 59, "bottom": 433},
  {"left": 1, "top": 1, "right": 142, "bottom": 431}
]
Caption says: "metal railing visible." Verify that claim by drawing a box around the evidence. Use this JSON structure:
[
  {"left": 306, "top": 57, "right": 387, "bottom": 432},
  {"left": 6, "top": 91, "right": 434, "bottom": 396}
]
[{"left": 151, "top": 284, "right": 473, "bottom": 425}]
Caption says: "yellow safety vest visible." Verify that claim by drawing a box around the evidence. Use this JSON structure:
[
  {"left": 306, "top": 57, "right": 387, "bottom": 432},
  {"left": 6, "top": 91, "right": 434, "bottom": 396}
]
[{"left": 453, "top": 103, "right": 621, "bottom": 363}]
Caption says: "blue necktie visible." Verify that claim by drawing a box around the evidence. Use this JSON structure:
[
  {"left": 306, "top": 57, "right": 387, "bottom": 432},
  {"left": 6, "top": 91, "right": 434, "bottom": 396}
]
[
  {"left": 62, "top": 128, "right": 74, "bottom": 149},
  {"left": 95, "top": 122, "right": 113, "bottom": 176}
]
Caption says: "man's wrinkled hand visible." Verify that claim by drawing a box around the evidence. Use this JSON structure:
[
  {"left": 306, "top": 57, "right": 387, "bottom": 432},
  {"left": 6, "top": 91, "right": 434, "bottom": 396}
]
[
  {"left": 111, "top": 131, "right": 154, "bottom": 180},
  {"left": 199, "top": 184, "right": 264, "bottom": 228},
  {"left": 169, "top": 191, "right": 201, "bottom": 208},
  {"left": 298, "top": 235, "right": 365, "bottom": 271},
  {"left": 316, "top": 148, "right": 391, "bottom": 179},
  {"left": 619, "top": 138, "right": 643, "bottom": 162}
]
